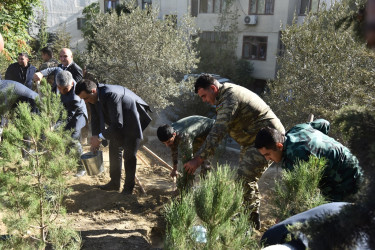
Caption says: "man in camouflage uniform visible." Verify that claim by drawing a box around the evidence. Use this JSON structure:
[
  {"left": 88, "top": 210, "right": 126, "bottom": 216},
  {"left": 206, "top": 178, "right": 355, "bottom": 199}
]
[
  {"left": 255, "top": 119, "right": 363, "bottom": 201},
  {"left": 39, "top": 47, "right": 59, "bottom": 86},
  {"left": 157, "top": 115, "right": 215, "bottom": 178},
  {"left": 184, "top": 74, "right": 285, "bottom": 229}
]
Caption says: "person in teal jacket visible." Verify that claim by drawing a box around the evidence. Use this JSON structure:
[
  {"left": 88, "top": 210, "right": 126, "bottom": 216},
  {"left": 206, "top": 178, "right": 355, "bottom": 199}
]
[{"left": 254, "top": 119, "right": 363, "bottom": 201}]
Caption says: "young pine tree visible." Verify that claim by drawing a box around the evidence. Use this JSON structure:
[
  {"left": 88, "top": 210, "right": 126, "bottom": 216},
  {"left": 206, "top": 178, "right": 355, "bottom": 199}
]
[
  {"left": 272, "top": 156, "right": 327, "bottom": 221},
  {"left": 164, "top": 165, "right": 259, "bottom": 250},
  {"left": 0, "top": 81, "right": 81, "bottom": 249}
]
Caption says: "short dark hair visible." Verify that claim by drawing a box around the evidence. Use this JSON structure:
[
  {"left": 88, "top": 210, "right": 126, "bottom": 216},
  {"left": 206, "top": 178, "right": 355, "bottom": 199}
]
[
  {"left": 254, "top": 127, "right": 285, "bottom": 150},
  {"left": 41, "top": 47, "right": 53, "bottom": 58},
  {"left": 157, "top": 124, "right": 175, "bottom": 142},
  {"left": 75, "top": 79, "right": 97, "bottom": 96},
  {"left": 194, "top": 73, "right": 216, "bottom": 93},
  {"left": 18, "top": 52, "right": 29, "bottom": 58}
]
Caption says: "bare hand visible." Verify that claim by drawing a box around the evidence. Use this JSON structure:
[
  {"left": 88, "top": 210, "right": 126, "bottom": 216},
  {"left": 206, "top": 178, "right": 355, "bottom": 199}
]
[
  {"left": 90, "top": 136, "right": 101, "bottom": 153},
  {"left": 170, "top": 168, "right": 178, "bottom": 178},
  {"left": 33, "top": 72, "right": 43, "bottom": 82},
  {"left": 184, "top": 156, "right": 203, "bottom": 175}
]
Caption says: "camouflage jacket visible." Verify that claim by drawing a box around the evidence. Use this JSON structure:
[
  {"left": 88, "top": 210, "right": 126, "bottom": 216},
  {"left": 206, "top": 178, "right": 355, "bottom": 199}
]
[
  {"left": 39, "top": 58, "right": 59, "bottom": 84},
  {"left": 282, "top": 119, "right": 363, "bottom": 200},
  {"left": 197, "top": 83, "right": 285, "bottom": 159},
  {"left": 170, "top": 116, "right": 215, "bottom": 171},
  {"left": 39, "top": 58, "right": 59, "bottom": 71}
]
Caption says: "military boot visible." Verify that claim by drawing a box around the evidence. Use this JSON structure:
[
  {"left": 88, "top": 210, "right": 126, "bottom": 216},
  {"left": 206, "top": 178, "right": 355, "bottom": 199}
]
[{"left": 250, "top": 212, "right": 261, "bottom": 230}]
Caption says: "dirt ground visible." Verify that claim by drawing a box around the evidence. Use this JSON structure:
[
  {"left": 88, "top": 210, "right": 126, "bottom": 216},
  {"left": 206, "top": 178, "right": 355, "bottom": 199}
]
[{"left": 0, "top": 140, "right": 280, "bottom": 249}]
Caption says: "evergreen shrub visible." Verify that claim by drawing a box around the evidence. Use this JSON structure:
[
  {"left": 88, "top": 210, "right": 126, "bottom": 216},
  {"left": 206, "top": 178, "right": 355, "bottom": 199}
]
[
  {"left": 164, "top": 165, "right": 259, "bottom": 249},
  {"left": 0, "top": 81, "right": 81, "bottom": 249},
  {"left": 272, "top": 156, "right": 327, "bottom": 221}
]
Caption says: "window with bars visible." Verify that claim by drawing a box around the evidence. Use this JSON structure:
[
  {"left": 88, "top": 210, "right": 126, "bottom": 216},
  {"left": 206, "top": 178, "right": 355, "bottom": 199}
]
[
  {"left": 199, "top": 0, "right": 224, "bottom": 13},
  {"left": 242, "top": 36, "right": 268, "bottom": 60},
  {"left": 299, "top": 0, "right": 320, "bottom": 15},
  {"left": 104, "top": 0, "right": 119, "bottom": 12},
  {"left": 142, "top": 0, "right": 152, "bottom": 9},
  {"left": 249, "top": 0, "right": 274, "bottom": 15}
]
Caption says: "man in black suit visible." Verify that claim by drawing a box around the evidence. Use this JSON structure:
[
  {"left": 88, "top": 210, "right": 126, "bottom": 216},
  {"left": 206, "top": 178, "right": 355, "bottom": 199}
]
[
  {"left": 33, "top": 48, "right": 83, "bottom": 92},
  {"left": 55, "top": 71, "right": 88, "bottom": 176},
  {"left": 75, "top": 79, "right": 152, "bottom": 194},
  {"left": 55, "top": 70, "right": 87, "bottom": 140},
  {"left": 5, "top": 53, "right": 37, "bottom": 89}
]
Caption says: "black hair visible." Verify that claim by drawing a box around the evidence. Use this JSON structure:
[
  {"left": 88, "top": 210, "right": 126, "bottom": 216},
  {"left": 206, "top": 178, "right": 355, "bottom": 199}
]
[
  {"left": 254, "top": 127, "right": 285, "bottom": 150},
  {"left": 75, "top": 79, "right": 97, "bottom": 96},
  {"left": 194, "top": 73, "right": 216, "bottom": 93},
  {"left": 41, "top": 47, "right": 53, "bottom": 58},
  {"left": 157, "top": 124, "right": 175, "bottom": 142},
  {"left": 18, "top": 52, "right": 29, "bottom": 58}
]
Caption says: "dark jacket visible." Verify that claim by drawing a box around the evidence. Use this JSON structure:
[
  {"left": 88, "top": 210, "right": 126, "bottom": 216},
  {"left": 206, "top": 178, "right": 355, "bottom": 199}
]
[
  {"left": 58, "top": 62, "right": 83, "bottom": 83},
  {"left": 41, "top": 62, "right": 83, "bottom": 93},
  {"left": 5, "top": 62, "right": 37, "bottom": 89},
  {"left": 60, "top": 81, "right": 88, "bottom": 125},
  {"left": 261, "top": 202, "right": 368, "bottom": 250},
  {"left": 90, "top": 84, "right": 152, "bottom": 140},
  {"left": 282, "top": 119, "right": 363, "bottom": 201}
]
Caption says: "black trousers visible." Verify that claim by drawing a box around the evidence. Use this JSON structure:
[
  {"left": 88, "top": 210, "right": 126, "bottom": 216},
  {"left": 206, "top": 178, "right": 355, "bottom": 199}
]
[{"left": 109, "top": 136, "right": 141, "bottom": 190}]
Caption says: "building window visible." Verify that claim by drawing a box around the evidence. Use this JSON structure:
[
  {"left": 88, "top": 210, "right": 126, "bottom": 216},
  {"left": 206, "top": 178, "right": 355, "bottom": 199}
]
[
  {"left": 199, "top": 0, "right": 224, "bottom": 14},
  {"left": 249, "top": 0, "right": 274, "bottom": 15},
  {"left": 77, "top": 18, "right": 86, "bottom": 30},
  {"left": 299, "top": 0, "right": 320, "bottom": 15},
  {"left": 199, "top": 31, "right": 228, "bottom": 43},
  {"left": 242, "top": 36, "right": 267, "bottom": 60},
  {"left": 104, "top": 0, "right": 119, "bottom": 12},
  {"left": 142, "top": 0, "right": 152, "bottom": 9},
  {"left": 191, "top": 0, "right": 199, "bottom": 17}
]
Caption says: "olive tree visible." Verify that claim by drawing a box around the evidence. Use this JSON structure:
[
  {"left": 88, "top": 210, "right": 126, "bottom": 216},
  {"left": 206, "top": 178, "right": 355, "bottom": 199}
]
[
  {"left": 85, "top": 3, "right": 198, "bottom": 109},
  {"left": 265, "top": 0, "right": 375, "bottom": 130}
]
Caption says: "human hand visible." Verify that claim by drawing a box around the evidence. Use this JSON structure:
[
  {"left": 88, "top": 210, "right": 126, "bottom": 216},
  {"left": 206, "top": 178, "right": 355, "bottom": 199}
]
[
  {"left": 90, "top": 136, "right": 101, "bottom": 153},
  {"left": 170, "top": 168, "right": 178, "bottom": 178},
  {"left": 33, "top": 72, "right": 43, "bottom": 82},
  {"left": 184, "top": 156, "right": 203, "bottom": 175}
]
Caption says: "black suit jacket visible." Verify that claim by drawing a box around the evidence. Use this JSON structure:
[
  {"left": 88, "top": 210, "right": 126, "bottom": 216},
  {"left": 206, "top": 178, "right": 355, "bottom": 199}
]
[
  {"left": 58, "top": 62, "right": 83, "bottom": 83},
  {"left": 90, "top": 84, "right": 152, "bottom": 140},
  {"left": 5, "top": 63, "right": 37, "bottom": 89},
  {"left": 60, "top": 81, "right": 88, "bottom": 124}
]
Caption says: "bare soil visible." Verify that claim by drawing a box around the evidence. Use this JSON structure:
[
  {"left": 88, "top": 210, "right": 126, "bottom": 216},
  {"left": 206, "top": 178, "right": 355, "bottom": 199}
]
[{"left": 0, "top": 140, "right": 280, "bottom": 249}]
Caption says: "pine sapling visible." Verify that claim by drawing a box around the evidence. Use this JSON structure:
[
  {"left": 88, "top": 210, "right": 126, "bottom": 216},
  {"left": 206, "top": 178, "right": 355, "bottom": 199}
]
[
  {"left": 0, "top": 81, "right": 81, "bottom": 249},
  {"left": 272, "top": 156, "right": 327, "bottom": 221}
]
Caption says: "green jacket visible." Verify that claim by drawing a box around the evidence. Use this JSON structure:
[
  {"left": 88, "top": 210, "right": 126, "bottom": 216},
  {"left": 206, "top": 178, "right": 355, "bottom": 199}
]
[
  {"left": 197, "top": 83, "right": 285, "bottom": 159},
  {"left": 282, "top": 119, "right": 363, "bottom": 201},
  {"left": 170, "top": 116, "right": 215, "bottom": 171}
]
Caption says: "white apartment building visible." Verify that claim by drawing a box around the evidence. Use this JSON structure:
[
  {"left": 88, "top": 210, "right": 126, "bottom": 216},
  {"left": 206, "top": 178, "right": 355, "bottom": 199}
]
[
  {"left": 99, "top": 0, "right": 337, "bottom": 80},
  {"left": 42, "top": 0, "right": 98, "bottom": 51}
]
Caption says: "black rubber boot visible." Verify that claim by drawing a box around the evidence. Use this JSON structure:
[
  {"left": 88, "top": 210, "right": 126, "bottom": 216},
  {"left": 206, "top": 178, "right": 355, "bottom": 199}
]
[{"left": 250, "top": 212, "right": 261, "bottom": 230}]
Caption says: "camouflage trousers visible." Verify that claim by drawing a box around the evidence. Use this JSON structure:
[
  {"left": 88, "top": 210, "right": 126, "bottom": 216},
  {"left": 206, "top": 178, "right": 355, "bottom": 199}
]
[{"left": 238, "top": 145, "right": 269, "bottom": 215}]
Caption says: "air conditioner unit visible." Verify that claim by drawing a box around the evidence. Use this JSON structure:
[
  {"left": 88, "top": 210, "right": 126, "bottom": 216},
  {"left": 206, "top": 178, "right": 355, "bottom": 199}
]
[{"left": 244, "top": 15, "right": 257, "bottom": 25}]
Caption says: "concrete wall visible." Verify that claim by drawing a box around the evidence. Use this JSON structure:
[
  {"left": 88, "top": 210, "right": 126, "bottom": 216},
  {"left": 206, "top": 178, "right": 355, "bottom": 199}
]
[{"left": 42, "top": 0, "right": 98, "bottom": 51}]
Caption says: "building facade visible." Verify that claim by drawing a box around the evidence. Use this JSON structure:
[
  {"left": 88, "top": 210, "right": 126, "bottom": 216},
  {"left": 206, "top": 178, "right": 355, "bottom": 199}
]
[
  {"left": 42, "top": 0, "right": 98, "bottom": 51},
  {"left": 99, "top": 0, "right": 337, "bottom": 80}
]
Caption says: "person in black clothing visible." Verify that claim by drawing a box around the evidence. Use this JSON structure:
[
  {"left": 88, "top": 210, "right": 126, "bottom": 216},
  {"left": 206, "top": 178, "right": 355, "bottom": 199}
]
[
  {"left": 75, "top": 79, "right": 152, "bottom": 195},
  {"left": 33, "top": 48, "right": 83, "bottom": 92},
  {"left": 261, "top": 202, "right": 369, "bottom": 250},
  {"left": 5, "top": 53, "right": 37, "bottom": 89}
]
